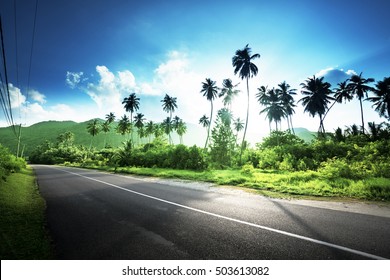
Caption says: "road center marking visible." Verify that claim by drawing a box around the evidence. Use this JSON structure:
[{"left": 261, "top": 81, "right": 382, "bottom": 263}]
[{"left": 53, "top": 166, "right": 387, "bottom": 260}]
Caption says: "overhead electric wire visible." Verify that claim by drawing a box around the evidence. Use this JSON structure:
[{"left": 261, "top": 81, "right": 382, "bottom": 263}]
[{"left": 0, "top": 14, "right": 17, "bottom": 136}]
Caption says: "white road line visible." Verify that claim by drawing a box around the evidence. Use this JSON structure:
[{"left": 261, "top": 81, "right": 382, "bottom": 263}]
[{"left": 52, "top": 166, "right": 387, "bottom": 260}]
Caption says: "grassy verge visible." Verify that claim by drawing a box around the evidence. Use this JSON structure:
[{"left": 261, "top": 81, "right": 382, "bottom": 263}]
[
  {"left": 0, "top": 166, "right": 53, "bottom": 259},
  {"left": 68, "top": 163, "right": 390, "bottom": 201}
]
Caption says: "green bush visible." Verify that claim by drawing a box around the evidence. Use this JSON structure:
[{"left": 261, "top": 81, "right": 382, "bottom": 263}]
[{"left": 0, "top": 144, "right": 26, "bottom": 181}]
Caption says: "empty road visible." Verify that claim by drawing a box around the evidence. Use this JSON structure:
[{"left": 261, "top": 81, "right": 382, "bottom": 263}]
[{"left": 33, "top": 165, "right": 390, "bottom": 260}]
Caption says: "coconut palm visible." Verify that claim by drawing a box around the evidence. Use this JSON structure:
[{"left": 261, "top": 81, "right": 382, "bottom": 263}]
[
  {"left": 367, "top": 76, "right": 390, "bottom": 121},
  {"left": 162, "top": 117, "right": 173, "bottom": 143},
  {"left": 323, "top": 80, "right": 353, "bottom": 123},
  {"left": 276, "top": 81, "right": 297, "bottom": 134},
  {"left": 87, "top": 119, "right": 101, "bottom": 150},
  {"left": 101, "top": 121, "right": 110, "bottom": 147},
  {"left": 122, "top": 93, "right": 140, "bottom": 143},
  {"left": 134, "top": 113, "right": 146, "bottom": 145},
  {"left": 219, "top": 78, "right": 240, "bottom": 109},
  {"left": 161, "top": 94, "right": 177, "bottom": 144},
  {"left": 200, "top": 78, "right": 218, "bottom": 149},
  {"left": 116, "top": 115, "right": 131, "bottom": 139},
  {"left": 105, "top": 112, "right": 116, "bottom": 124},
  {"left": 233, "top": 117, "right": 244, "bottom": 147},
  {"left": 145, "top": 121, "right": 155, "bottom": 143},
  {"left": 258, "top": 88, "right": 286, "bottom": 132},
  {"left": 299, "top": 76, "right": 334, "bottom": 134},
  {"left": 347, "top": 72, "right": 375, "bottom": 133},
  {"left": 232, "top": 44, "right": 260, "bottom": 163},
  {"left": 176, "top": 119, "right": 187, "bottom": 144}
]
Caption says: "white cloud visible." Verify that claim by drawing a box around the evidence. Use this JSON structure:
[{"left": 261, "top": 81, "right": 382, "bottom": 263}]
[
  {"left": 9, "top": 83, "right": 26, "bottom": 108},
  {"left": 315, "top": 67, "right": 357, "bottom": 86},
  {"left": 66, "top": 71, "right": 84, "bottom": 89},
  {"left": 29, "top": 89, "right": 46, "bottom": 104}
]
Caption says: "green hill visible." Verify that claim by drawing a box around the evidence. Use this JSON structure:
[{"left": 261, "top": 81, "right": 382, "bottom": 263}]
[
  {"left": 294, "top": 127, "right": 316, "bottom": 142},
  {"left": 0, "top": 120, "right": 206, "bottom": 157}
]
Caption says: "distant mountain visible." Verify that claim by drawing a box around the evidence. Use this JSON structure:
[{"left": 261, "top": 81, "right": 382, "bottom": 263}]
[
  {"left": 0, "top": 120, "right": 206, "bottom": 156},
  {"left": 294, "top": 127, "right": 316, "bottom": 142}
]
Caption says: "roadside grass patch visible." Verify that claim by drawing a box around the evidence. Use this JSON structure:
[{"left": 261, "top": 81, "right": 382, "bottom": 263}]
[
  {"left": 0, "top": 167, "right": 53, "bottom": 259},
  {"left": 64, "top": 163, "right": 390, "bottom": 201}
]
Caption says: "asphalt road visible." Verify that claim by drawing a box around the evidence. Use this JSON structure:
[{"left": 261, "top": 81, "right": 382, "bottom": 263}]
[{"left": 33, "top": 165, "right": 390, "bottom": 260}]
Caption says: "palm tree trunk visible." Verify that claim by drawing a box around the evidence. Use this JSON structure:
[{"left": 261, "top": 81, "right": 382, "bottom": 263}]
[
  {"left": 359, "top": 98, "right": 365, "bottom": 134},
  {"left": 239, "top": 78, "right": 250, "bottom": 164},
  {"left": 289, "top": 116, "right": 295, "bottom": 135},
  {"left": 205, "top": 101, "right": 213, "bottom": 150}
]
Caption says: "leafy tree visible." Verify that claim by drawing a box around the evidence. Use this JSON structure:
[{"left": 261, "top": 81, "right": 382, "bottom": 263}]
[
  {"left": 219, "top": 78, "right": 240, "bottom": 109},
  {"left": 367, "top": 76, "right": 390, "bottom": 121},
  {"left": 209, "top": 109, "right": 236, "bottom": 168},
  {"left": 162, "top": 117, "right": 173, "bottom": 144},
  {"left": 232, "top": 44, "right": 260, "bottom": 164},
  {"left": 122, "top": 93, "right": 140, "bottom": 143},
  {"left": 347, "top": 72, "right": 375, "bottom": 133},
  {"left": 87, "top": 119, "right": 101, "bottom": 149},
  {"left": 200, "top": 78, "right": 218, "bottom": 150},
  {"left": 161, "top": 94, "right": 177, "bottom": 144},
  {"left": 299, "top": 76, "right": 334, "bottom": 134}
]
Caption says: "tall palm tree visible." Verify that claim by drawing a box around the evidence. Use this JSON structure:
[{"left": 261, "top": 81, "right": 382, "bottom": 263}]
[
  {"left": 232, "top": 44, "right": 260, "bottom": 163},
  {"left": 200, "top": 78, "right": 218, "bottom": 149},
  {"left": 257, "top": 88, "right": 286, "bottom": 132},
  {"left": 323, "top": 80, "right": 353, "bottom": 123},
  {"left": 233, "top": 117, "right": 244, "bottom": 147},
  {"left": 161, "top": 94, "right": 177, "bottom": 144},
  {"left": 116, "top": 115, "right": 131, "bottom": 139},
  {"left": 87, "top": 119, "right": 101, "bottom": 150},
  {"left": 122, "top": 93, "right": 140, "bottom": 143},
  {"left": 105, "top": 112, "right": 116, "bottom": 125},
  {"left": 219, "top": 78, "right": 240, "bottom": 109},
  {"left": 347, "top": 72, "right": 375, "bottom": 133},
  {"left": 134, "top": 113, "right": 145, "bottom": 145},
  {"left": 367, "top": 76, "right": 390, "bottom": 121},
  {"left": 145, "top": 120, "right": 155, "bottom": 143},
  {"left": 176, "top": 119, "right": 187, "bottom": 144},
  {"left": 101, "top": 121, "right": 110, "bottom": 148},
  {"left": 162, "top": 117, "right": 173, "bottom": 144},
  {"left": 299, "top": 76, "right": 334, "bottom": 134},
  {"left": 276, "top": 81, "right": 297, "bottom": 134}
]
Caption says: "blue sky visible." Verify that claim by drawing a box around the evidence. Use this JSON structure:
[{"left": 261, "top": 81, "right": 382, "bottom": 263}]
[{"left": 1, "top": 0, "right": 389, "bottom": 144}]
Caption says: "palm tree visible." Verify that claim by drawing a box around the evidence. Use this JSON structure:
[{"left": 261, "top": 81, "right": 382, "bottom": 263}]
[
  {"left": 87, "top": 119, "right": 101, "bottom": 150},
  {"left": 347, "top": 72, "right": 375, "bottom": 133},
  {"left": 161, "top": 94, "right": 177, "bottom": 144},
  {"left": 162, "top": 117, "right": 173, "bottom": 143},
  {"left": 116, "top": 115, "right": 131, "bottom": 139},
  {"left": 233, "top": 117, "right": 244, "bottom": 147},
  {"left": 200, "top": 78, "right": 218, "bottom": 149},
  {"left": 101, "top": 121, "right": 110, "bottom": 148},
  {"left": 257, "top": 88, "right": 286, "bottom": 132},
  {"left": 219, "top": 78, "right": 240, "bottom": 109},
  {"left": 105, "top": 112, "right": 116, "bottom": 125},
  {"left": 299, "top": 76, "right": 334, "bottom": 134},
  {"left": 134, "top": 113, "right": 145, "bottom": 145},
  {"left": 323, "top": 80, "right": 353, "bottom": 123},
  {"left": 367, "top": 76, "right": 390, "bottom": 121},
  {"left": 145, "top": 121, "right": 155, "bottom": 143},
  {"left": 276, "top": 81, "right": 297, "bottom": 134},
  {"left": 122, "top": 93, "right": 140, "bottom": 143},
  {"left": 199, "top": 114, "right": 210, "bottom": 148},
  {"left": 176, "top": 120, "right": 187, "bottom": 144},
  {"left": 232, "top": 44, "right": 260, "bottom": 163}
]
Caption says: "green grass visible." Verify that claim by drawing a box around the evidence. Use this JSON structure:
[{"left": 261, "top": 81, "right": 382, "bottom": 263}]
[
  {"left": 70, "top": 163, "right": 390, "bottom": 201},
  {"left": 0, "top": 167, "right": 53, "bottom": 259}
]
